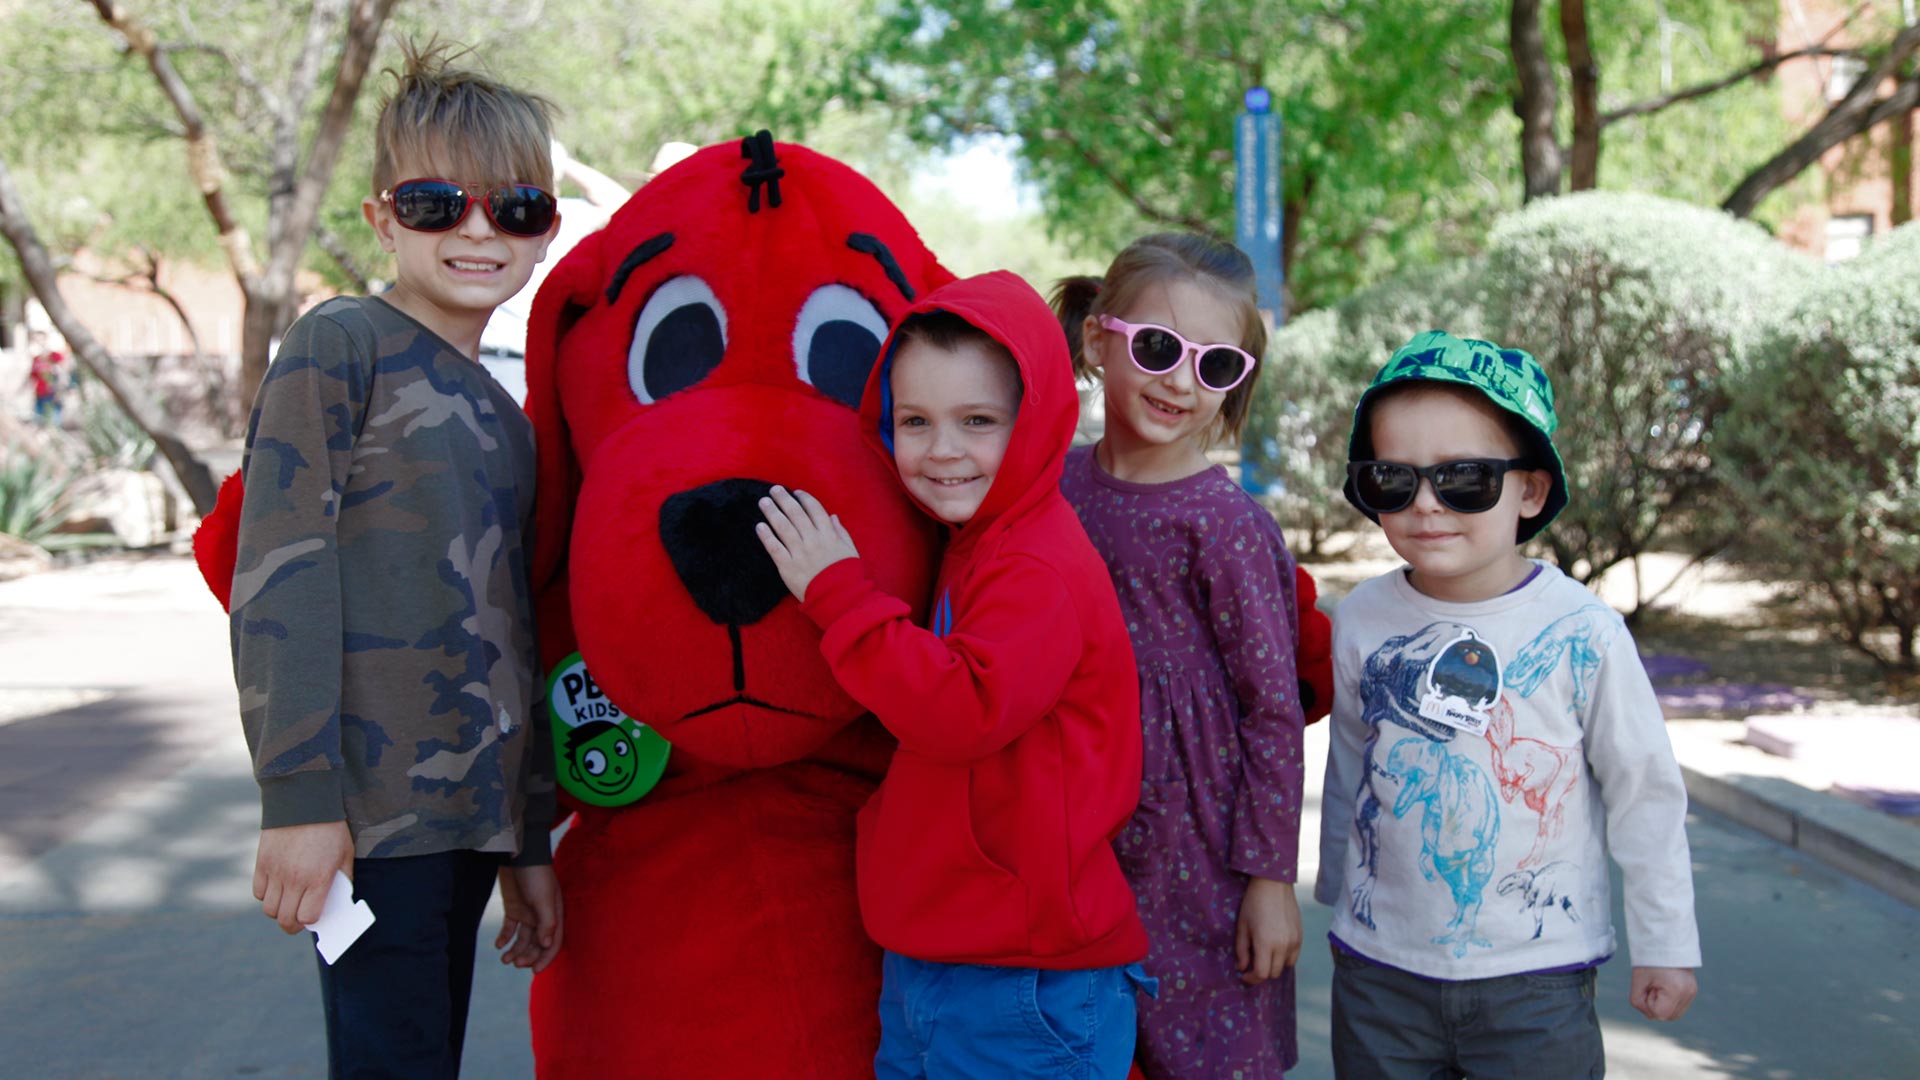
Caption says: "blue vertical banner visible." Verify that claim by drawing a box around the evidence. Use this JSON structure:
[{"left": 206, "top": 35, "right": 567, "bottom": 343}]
[{"left": 1234, "top": 87, "right": 1284, "bottom": 324}]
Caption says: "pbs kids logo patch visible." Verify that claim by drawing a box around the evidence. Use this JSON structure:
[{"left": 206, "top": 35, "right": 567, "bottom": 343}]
[{"left": 546, "top": 652, "right": 669, "bottom": 807}]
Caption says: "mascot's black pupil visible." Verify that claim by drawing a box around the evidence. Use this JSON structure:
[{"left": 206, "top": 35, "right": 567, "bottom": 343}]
[
  {"left": 810, "top": 320, "right": 882, "bottom": 408},
  {"left": 644, "top": 304, "right": 725, "bottom": 399}
]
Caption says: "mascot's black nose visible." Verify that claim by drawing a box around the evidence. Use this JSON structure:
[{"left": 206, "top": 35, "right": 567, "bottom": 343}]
[{"left": 659, "top": 479, "right": 791, "bottom": 627}]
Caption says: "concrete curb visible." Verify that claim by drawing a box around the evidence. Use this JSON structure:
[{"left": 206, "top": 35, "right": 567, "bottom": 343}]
[{"left": 1680, "top": 764, "right": 1920, "bottom": 910}]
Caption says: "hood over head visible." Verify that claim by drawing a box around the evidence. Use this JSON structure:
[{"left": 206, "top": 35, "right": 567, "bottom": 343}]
[{"left": 858, "top": 270, "right": 1079, "bottom": 551}]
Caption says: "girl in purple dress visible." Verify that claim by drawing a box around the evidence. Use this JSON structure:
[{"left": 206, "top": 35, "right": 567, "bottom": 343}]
[{"left": 1054, "top": 234, "right": 1308, "bottom": 1079}]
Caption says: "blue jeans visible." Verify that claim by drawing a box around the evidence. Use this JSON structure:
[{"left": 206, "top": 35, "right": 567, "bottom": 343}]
[
  {"left": 312, "top": 850, "right": 502, "bottom": 1080},
  {"left": 1331, "top": 947, "right": 1605, "bottom": 1079},
  {"left": 875, "top": 951, "right": 1155, "bottom": 1079}
]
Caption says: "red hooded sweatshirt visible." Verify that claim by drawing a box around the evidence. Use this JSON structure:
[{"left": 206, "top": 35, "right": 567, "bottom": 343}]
[{"left": 798, "top": 271, "right": 1148, "bottom": 970}]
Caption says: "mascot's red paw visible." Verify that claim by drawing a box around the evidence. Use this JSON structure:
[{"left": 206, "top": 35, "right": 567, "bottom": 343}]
[
  {"left": 194, "top": 471, "right": 244, "bottom": 611},
  {"left": 521, "top": 132, "right": 950, "bottom": 1080},
  {"left": 1296, "top": 566, "right": 1333, "bottom": 725}
]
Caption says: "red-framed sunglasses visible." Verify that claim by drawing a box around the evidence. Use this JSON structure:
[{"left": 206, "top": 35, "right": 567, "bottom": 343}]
[
  {"left": 1097, "top": 314, "right": 1257, "bottom": 393},
  {"left": 379, "top": 178, "right": 558, "bottom": 238}
]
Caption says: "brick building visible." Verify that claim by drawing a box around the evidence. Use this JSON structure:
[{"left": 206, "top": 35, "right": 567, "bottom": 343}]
[{"left": 1773, "top": 0, "right": 1918, "bottom": 259}]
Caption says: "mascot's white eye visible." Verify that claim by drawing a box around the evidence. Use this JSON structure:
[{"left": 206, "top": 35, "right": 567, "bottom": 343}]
[
  {"left": 629, "top": 275, "right": 728, "bottom": 404},
  {"left": 793, "top": 284, "right": 888, "bottom": 409},
  {"left": 583, "top": 749, "right": 608, "bottom": 776}
]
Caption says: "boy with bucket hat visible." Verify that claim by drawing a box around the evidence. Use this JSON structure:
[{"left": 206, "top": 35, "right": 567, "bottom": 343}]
[{"left": 1315, "top": 332, "right": 1701, "bottom": 1077}]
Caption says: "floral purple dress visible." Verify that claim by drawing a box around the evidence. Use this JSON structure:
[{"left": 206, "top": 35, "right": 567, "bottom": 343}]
[{"left": 1061, "top": 446, "right": 1306, "bottom": 1079}]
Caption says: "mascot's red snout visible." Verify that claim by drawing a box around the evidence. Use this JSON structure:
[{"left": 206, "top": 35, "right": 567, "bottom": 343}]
[{"left": 527, "top": 133, "right": 951, "bottom": 769}]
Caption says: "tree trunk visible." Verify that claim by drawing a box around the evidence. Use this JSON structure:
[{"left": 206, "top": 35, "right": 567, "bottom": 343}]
[
  {"left": 0, "top": 157, "right": 219, "bottom": 515},
  {"left": 1561, "top": 0, "right": 1600, "bottom": 191},
  {"left": 1511, "top": 0, "right": 1563, "bottom": 201},
  {"left": 1725, "top": 25, "right": 1920, "bottom": 218},
  {"left": 1894, "top": 104, "right": 1914, "bottom": 226},
  {"left": 237, "top": 285, "right": 282, "bottom": 417}
]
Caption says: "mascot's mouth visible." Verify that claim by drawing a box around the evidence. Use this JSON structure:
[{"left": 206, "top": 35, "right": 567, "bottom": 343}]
[{"left": 681, "top": 694, "right": 825, "bottom": 722}]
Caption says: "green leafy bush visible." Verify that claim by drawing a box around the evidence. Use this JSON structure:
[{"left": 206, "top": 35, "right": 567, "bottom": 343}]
[
  {"left": 1477, "top": 192, "right": 1817, "bottom": 592},
  {"left": 1250, "top": 193, "right": 1815, "bottom": 606},
  {"left": 1716, "top": 222, "right": 1920, "bottom": 672},
  {"left": 0, "top": 446, "right": 76, "bottom": 547}
]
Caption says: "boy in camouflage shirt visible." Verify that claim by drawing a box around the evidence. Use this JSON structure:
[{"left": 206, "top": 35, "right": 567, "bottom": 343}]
[{"left": 229, "top": 42, "right": 561, "bottom": 1078}]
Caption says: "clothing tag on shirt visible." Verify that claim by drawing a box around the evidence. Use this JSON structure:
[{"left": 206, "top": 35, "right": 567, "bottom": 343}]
[
  {"left": 308, "top": 871, "right": 375, "bottom": 966},
  {"left": 1417, "top": 629, "right": 1502, "bottom": 736}
]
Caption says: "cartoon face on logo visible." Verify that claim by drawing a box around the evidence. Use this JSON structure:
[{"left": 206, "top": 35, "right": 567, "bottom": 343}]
[
  {"left": 1418, "top": 629, "right": 1503, "bottom": 736},
  {"left": 545, "top": 651, "right": 671, "bottom": 806},
  {"left": 1428, "top": 631, "right": 1501, "bottom": 709},
  {"left": 567, "top": 720, "right": 638, "bottom": 797}
]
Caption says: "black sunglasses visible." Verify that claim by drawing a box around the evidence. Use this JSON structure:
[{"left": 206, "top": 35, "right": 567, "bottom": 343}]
[
  {"left": 1347, "top": 458, "right": 1534, "bottom": 515},
  {"left": 380, "top": 178, "right": 558, "bottom": 238}
]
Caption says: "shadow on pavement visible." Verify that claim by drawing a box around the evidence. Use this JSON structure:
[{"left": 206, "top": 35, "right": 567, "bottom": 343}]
[{"left": 0, "top": 687, "right": 222, "bottom": 868}]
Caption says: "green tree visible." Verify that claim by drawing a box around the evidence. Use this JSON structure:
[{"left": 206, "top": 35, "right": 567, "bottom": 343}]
[
  {"left": 863, "top": 0, "right": 1809, "bottom": 308},
  {"left": 864, "top": 0, "right": 1519, "bottom": 310},
  {"left": 1478, "top": 192, "right": 1815, "bottom": 606}
]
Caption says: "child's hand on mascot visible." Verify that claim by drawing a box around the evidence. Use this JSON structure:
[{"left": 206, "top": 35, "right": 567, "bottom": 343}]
[{"left": 756, "top": 486, "right": 862, "bottom": 602}]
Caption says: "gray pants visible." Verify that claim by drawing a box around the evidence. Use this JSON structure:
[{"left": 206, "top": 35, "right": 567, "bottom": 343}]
[{"left": 1331, "top": 947, "right": 1604, "bottom": 1079}]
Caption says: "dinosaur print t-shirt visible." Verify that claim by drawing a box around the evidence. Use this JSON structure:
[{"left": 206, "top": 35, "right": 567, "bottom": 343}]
[{"left": 1315, "top": 562, "right": 1701, "bottom": 980}]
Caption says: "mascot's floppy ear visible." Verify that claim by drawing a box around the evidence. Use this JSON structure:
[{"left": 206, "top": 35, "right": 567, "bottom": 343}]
[{"left": 524, "top": 224, "right": 608, "bottom": 660}]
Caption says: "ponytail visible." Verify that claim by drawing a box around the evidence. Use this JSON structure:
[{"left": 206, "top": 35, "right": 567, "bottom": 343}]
[{"left": 1049, "top": 275, "right": 1105, "bottom": 380}]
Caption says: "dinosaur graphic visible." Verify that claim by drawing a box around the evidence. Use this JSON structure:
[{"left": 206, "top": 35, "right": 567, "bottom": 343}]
[
  {"left": 1483, "top": 697, "right": 1580, "bottom": 869},
  {"left": 1349, "top": 622, "right": 1473, "bottom": 929},
  {"left": 1497, "top": 861, "right": 1581, "bottom": 939},
  {"left": 1503, "top": 604, "right": 1620, "bottom": 713},
  {"left": 1382, "top": 736, "right": 1502, "bottom": 959}
]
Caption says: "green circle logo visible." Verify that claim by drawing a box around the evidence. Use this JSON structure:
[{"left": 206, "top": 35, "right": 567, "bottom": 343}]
[{"left": 545, "top": 652, "right": 669, "bottom": 807}]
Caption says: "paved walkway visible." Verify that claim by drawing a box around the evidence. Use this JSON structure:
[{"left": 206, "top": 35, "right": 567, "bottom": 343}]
[{"left": 3, "top": 555, "right": 1916, "bottom": 1078}]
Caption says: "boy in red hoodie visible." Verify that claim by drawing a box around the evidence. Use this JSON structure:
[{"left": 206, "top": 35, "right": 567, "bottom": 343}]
[{"left": 755, "top": 270, "right": 1153, "bottom": 1079}]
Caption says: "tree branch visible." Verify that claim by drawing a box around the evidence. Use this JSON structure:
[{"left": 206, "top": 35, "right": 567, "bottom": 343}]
[
  {"left": 79, "top": 247, "right": 207, "bottom": 365},
  {"left": 168, "top": 42, "right": 283, "bottom": 118},
  {"left": 259, "top": 0, "right": 397, "bottom": 301},
  {"left": 1041, "top": 126, "right": 1224, "bottom": 241},
  {"left": 1605, "top": 2, "right": 1869, "bottom": 127},
  {"left": 314, "top": 224, "right": 372, "bottom": 293},
  {"left": 1724, "top": 24, "right": 1920, "bottom": 217},
  {"left": 0, "top": 156, "right": 218, "bottom": 514},
  {"left": 88, "top": 0, "right": 262, "bottom": 284},
  {"left": 1601, "top": 45, "right": 1856, "bottom": 126},
  {"left": 268, "top": 0, "right": 345, "bottom": 256}
]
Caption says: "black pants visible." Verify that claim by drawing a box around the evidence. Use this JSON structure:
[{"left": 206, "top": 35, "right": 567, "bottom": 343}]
[{"left": 313, "top": 850, "right": 502, "bottom": 1080}]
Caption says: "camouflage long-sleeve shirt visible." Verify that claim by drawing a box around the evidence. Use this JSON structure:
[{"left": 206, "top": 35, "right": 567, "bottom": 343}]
[{"left": 230, "top": 296, "right": 553, "bottom": 862}]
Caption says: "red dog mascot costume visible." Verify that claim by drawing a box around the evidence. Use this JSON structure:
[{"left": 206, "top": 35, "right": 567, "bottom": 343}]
[
  {"left": 519, "top": 134, "right": 948, "bottom": 1079},
  {"left": 194, "top": 131, "right": 1335, "bottom": 1080}
]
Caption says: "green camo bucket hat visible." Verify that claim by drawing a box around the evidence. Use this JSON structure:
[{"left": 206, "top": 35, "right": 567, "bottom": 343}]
[{"left": 1343, "top": 330, "right": 1567, "bottom": 544}]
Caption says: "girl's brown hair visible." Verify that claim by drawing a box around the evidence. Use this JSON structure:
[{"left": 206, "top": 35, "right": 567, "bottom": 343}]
[
  {"left": 370, "top": 38, "right": 557, "bottom": 197},
  {"left": 1049, "top": 233, "right": 1267, "bottom": 447}
]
